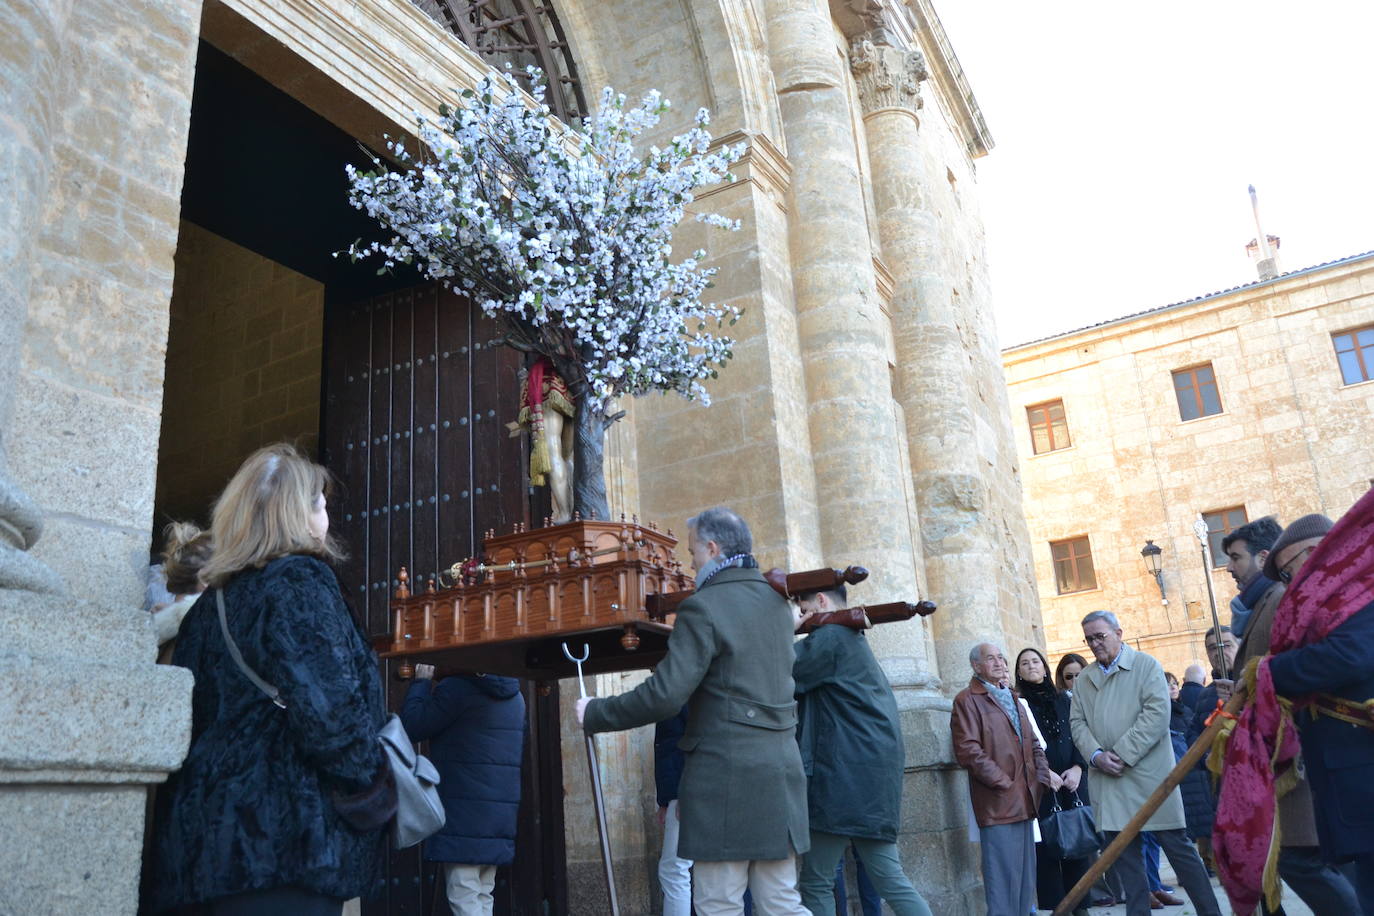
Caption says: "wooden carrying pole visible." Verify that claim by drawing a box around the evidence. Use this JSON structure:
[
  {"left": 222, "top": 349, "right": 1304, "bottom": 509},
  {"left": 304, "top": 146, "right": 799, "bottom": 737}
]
[{"left": 1052, "top": 684, "right": 1248, "bottom": 916}]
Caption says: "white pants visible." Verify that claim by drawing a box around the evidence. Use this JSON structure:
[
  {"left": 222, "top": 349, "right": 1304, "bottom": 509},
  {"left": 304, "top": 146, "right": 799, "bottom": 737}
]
[
  {"left": 693, "top": 853, "right": 810, "bottom": 916},
  {"left": 659, "top": 800, "right": 694, "bottom": 916},
  {"left": 444, "top": 863, "right": 496, "bottom": 916}
]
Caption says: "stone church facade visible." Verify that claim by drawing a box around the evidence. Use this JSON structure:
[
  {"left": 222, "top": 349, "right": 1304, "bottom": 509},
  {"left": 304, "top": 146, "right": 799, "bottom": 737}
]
[{"left": 0, "top": 0, "right": 1040, "bottom": 912}]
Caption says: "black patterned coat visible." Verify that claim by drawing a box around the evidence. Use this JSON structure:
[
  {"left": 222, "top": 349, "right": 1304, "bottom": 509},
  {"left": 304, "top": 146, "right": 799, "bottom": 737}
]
[{"left": 148, "top": 555, "right": 388, "bottom": 911}]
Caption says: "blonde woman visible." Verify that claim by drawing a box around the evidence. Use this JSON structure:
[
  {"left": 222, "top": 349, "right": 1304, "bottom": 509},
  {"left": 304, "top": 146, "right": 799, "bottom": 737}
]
[{"left": 147, "top": 445, "right": 389, "bottom": 916}]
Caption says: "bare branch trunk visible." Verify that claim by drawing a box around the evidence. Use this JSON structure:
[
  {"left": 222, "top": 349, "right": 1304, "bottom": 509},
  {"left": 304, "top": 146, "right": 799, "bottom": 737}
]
[{"left": 572, "top": 401, "right": 609, "bottom": 521}]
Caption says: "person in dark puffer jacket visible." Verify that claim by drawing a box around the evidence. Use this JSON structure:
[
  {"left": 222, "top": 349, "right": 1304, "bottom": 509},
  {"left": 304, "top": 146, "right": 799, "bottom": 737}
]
[
  {"left": 401, "top": 666, "right": 526, "bottom": 916},
  {"left": 147, "top": 444, "right": 389, "bottom": 916}
]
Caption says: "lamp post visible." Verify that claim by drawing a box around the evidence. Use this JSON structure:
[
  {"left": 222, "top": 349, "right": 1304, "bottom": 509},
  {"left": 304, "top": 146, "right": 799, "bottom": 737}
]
[{"left": 1141, "top": 539, "right": 1166, "bottom": 603}]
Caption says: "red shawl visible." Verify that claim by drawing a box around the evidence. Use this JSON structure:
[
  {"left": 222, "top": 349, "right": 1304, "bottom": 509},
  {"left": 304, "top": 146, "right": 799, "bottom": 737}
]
[{"left": 1213, "top": 487, "right": 1374, "bottom": 912}]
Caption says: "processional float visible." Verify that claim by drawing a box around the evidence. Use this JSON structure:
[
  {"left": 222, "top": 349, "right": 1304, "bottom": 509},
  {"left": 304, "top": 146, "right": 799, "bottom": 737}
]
[{"left": 377, "top": 516, "right": 937, "bottom": 914}]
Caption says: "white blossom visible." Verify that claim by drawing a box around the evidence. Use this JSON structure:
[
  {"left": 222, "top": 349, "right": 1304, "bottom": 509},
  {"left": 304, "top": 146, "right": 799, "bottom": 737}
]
[{"left": 343, "top": 69, "right": 743, "bottom": 415}]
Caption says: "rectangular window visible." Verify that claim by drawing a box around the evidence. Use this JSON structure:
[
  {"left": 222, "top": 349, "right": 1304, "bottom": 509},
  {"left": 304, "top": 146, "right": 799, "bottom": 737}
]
[
  {"left": 1203, "top": 505, "right": 1248, "bottom": 566},
  {"left": 1050, "top": 536, "right": 1097, "bottom": 594},
  {"left": 1332, "top": 324, "right": 1374, "bottom": 385},
  {"left": 1172, "top": 364, "right": 1223, "bottom": 420},
  {"left": 1027, "top": 400, "right": 1071, "bottom": 454}
]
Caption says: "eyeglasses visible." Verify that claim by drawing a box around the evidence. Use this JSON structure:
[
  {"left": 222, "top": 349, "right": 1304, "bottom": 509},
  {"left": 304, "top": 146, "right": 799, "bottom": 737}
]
[
  {"left": 1278, "top": 546, "right": 1314, "bottom": 584},
  {"left": 1084, "top": 632, "right": 1112, "bottom": 645},
  {"left": 1063, "top": 672, "right": 1077, "bottom": 682}
]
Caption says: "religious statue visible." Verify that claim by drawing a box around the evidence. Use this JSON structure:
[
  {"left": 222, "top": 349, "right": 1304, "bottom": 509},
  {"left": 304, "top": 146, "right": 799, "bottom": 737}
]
[{"left": 510, "top": 357, "right": 576, "bottom": 522}]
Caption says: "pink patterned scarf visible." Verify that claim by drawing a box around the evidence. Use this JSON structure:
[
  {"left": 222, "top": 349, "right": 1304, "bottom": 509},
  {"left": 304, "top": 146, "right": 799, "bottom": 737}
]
[{"left": 1213, "top": 487, "right": 1374, "bottom": 912}]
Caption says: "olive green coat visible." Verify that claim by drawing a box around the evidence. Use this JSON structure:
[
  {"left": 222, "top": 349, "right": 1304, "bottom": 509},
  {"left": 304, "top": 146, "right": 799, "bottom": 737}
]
[{"left": 583, "top": 566, "right": 809, "bottom": 861}]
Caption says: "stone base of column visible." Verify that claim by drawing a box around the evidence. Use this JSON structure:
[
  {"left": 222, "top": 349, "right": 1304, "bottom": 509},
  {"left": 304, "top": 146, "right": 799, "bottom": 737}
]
[
  {"left": 0, "top": 589, "right": 192, "bottom": 916},
  {"left": 897, "top": 698, "right": 985, "bottom": 916}
]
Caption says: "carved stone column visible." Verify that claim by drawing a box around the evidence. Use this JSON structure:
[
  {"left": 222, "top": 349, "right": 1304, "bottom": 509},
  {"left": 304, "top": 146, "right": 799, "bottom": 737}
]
[
  {"left": 763, "top": 0, "right": 937, "bottom": 694},
  {"left": 851, "top": 33, "right": 1005, "bottom": 693},
  {"left": 0, "top": 0, "right": 69, "bottom": 595},
  {"left": 0, "top": 0, "right": 195, "bottom": 911}
]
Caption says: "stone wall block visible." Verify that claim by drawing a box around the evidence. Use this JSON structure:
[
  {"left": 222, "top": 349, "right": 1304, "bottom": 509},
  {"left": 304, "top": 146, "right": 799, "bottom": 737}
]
[
  {"left": 10, "top": 374, "right": 162, "bottom": 536},
  {"left": 35, "top": 514, "right": 148, "bottom": 609},
  {"left": 0, "top": 784, "right": 149, "bottom": 915},
  {"left": 897, "top": 698, "right": 956, "bottom": 768},
  {"left": 0, "top": 657, "right": 192, "bottom": 774},
  {"left": 0, "top": 591, "right": 158, "bottom": 666}
]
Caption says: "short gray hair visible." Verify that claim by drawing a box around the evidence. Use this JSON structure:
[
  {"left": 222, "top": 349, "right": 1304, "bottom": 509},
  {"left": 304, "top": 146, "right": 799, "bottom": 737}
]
[
  {"left": 1081, "top": 610, "right": 1120, "bottom": 629},
  {"left": 686, "top": 506, "right": 752, "bottom": 557},
  {"left": 968, "top": 642, "right": 1001, "bottom": 665}
]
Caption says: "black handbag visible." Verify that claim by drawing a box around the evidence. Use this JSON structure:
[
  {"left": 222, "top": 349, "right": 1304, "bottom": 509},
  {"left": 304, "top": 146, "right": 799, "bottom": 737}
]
[{"left": 1039, "top": 789, "right": 1098, "bottom": 860}]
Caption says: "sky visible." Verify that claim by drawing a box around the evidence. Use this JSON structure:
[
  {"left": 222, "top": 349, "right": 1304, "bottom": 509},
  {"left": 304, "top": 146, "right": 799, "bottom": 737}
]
[{"left": 934, "top": 1, "right": 1374, "bottom": 348}]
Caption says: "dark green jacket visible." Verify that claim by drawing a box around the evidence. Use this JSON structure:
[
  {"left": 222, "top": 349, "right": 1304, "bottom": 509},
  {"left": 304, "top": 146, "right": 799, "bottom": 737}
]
[
  {"left": 794, "top": 623, "right": 904, "bottom": 841},
  {"left": 583, "top": 566, "right": 809, "bottom": 860}
]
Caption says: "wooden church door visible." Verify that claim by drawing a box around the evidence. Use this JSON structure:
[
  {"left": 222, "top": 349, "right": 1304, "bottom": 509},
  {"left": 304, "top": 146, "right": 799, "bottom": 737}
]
[{"left": 320, "top": 283, "right": 567, "bottom": 915}]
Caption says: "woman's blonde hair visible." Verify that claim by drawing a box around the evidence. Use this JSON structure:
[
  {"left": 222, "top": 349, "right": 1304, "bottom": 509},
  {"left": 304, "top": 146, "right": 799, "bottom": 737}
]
[
  {"left": 161, "top": 521, "right": 213, "bottom": 594},
  {"left": 200, "top": 443, "right": 343, "bottom": 587}
]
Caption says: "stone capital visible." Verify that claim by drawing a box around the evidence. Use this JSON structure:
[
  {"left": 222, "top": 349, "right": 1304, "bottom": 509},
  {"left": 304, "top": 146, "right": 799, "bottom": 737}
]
[{"left": 848, "top": 36, "right": 928, "bottom": 116}]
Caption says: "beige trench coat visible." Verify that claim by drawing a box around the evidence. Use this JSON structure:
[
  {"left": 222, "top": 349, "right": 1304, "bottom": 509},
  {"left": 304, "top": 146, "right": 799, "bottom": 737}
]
[{"left": 1070, "top": 644, "right": 1186, "bottom": 832}]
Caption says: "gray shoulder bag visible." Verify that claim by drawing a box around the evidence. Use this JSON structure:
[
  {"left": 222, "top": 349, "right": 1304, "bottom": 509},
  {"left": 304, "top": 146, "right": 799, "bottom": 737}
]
[{"left": 215, "top": 588, "right": 445, "bottom": 848}]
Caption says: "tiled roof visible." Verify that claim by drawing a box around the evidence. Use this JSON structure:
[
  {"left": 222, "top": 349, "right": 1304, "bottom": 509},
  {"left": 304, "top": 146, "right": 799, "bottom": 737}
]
[{"left": 1003, "top": 249, "right": 1374, "bottom": 352}]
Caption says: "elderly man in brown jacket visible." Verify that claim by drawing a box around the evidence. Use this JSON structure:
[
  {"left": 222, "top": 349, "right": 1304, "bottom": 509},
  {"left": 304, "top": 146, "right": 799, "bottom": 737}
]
[{"left": 951, "top": 642, "right": 1055, "bottom": 916}]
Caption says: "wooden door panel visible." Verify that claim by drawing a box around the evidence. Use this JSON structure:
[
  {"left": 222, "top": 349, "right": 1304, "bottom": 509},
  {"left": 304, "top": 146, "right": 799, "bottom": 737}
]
[{"left": 322, "top": 283, "right": 563, "bottom": 916}]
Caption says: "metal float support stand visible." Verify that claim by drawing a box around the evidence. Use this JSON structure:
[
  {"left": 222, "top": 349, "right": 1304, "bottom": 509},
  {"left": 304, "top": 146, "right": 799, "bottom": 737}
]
[{"left": 563, "top": 642, "right": 620, "bottom": 916}]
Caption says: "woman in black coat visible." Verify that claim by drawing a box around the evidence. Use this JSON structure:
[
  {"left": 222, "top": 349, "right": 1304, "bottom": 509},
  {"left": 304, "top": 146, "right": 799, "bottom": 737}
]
[
  {"left": 148, "top": 445, "right": 389, "bottom": 916},
  {"left": 1016, "top": 647, "right": 1092, "bottom": 916}
]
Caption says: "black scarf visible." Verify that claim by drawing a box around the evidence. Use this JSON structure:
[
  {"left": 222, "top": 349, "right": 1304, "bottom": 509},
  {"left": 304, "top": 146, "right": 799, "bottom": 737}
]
[{"left": 1016, "top": 677, "right": 1063, "bottom": 741}]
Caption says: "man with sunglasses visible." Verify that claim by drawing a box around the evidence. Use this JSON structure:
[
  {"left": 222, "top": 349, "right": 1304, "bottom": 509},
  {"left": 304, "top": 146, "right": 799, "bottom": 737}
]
[{"left": 1070, "top": 611, "right": 1222, "bottom": 916}]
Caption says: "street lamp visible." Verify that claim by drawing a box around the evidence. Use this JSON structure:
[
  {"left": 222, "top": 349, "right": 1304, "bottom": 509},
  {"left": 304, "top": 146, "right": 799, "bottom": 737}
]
[{"left": 1141, "top": 539, "right": 1166, "bottom": 601}]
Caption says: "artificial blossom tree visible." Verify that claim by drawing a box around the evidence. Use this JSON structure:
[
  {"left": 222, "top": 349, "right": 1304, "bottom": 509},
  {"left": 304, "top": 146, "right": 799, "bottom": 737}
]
[{"left": 344, "top": 69, "right": 741, "bottom": 522}]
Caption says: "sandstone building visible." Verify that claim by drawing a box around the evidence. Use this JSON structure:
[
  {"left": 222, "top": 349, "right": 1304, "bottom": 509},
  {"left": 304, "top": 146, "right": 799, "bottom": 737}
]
[
  {"left": 0, "top": 0, "right": 1040, "bottom": 912},
  {"left": 1004, "top": 250, "right": 1374, "bottom": 678}
]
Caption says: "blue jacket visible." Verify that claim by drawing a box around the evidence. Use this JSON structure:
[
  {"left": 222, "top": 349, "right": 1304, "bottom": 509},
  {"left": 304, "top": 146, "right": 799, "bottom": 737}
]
[
  {"left": 401, "top": 674, "right": 526, "bottom": 865},
  {"left": 1269, "top": 600, "right": 1374, "bottom": 860},
  {"left": 1184, "top": 686, "right": 1221, "bottom": 838},
  {"left": 654, "top": 707, "right": 689, "bottom": 807},
  {"left": 149, "top": 556, "right": 388, "bottom": 911}
]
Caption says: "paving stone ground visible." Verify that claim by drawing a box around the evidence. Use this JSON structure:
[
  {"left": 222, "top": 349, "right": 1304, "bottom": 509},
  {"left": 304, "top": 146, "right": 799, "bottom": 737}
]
[{"left": 1039, "top": 863, "right": 1316, "bottom": 916}]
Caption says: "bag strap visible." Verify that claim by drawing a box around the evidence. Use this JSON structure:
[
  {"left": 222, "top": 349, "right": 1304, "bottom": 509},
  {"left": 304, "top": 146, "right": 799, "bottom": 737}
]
[{"left": 216, "top": 588, "right": 287, "bottom": 710}]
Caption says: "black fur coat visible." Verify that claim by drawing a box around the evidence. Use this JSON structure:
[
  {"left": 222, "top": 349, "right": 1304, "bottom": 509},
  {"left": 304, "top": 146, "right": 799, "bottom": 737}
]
[{"left": 148, "top": 555, "right": 387, "bottom": 911}]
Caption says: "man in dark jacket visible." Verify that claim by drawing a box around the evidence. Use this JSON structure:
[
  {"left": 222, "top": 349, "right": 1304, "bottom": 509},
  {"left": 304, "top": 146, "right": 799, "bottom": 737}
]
[
  {"left": 401, "top": 666, "right": 526, "bottom": 916},
  {"left": 1227, "top": 514, "right": 1360, "bottom": 913},
  {"left": 952, "top": 642, "right": 1055, "bottom": 916},
  {"left": 791, "top": 584, "right": 932, "bottom": 916},
  {"left": 1263, "top": 514, "right": 1374, "bottom": 916},
  {"left": 576, "top": 507, "right": 810, "bottom": 916},
  {"left": 1222, "top": 516, "right": 1283, "bottom": 641}
]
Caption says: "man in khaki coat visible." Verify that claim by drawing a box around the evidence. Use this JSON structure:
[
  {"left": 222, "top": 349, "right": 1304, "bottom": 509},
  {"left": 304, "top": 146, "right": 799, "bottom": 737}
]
[
  {"left": 1070, "top": 611, "right": 1221, "bottom": 916},
  {"left": 576, "top": 507, "right": 809, "bottom": 916}
]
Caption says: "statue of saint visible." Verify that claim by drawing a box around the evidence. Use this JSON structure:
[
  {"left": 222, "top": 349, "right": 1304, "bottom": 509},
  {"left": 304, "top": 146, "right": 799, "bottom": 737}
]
[{"left": 511, "top": 357, "right": 575, "bottom": 523}]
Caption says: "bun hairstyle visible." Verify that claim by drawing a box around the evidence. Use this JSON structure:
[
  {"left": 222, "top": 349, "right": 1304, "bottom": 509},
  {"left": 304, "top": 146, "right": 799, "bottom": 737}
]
[
  {"left": 161, "top": 521, "right": 213, "bottom": 595},
  {"left": 199, "top": 443, "right": 344, "bottom": 588}
]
